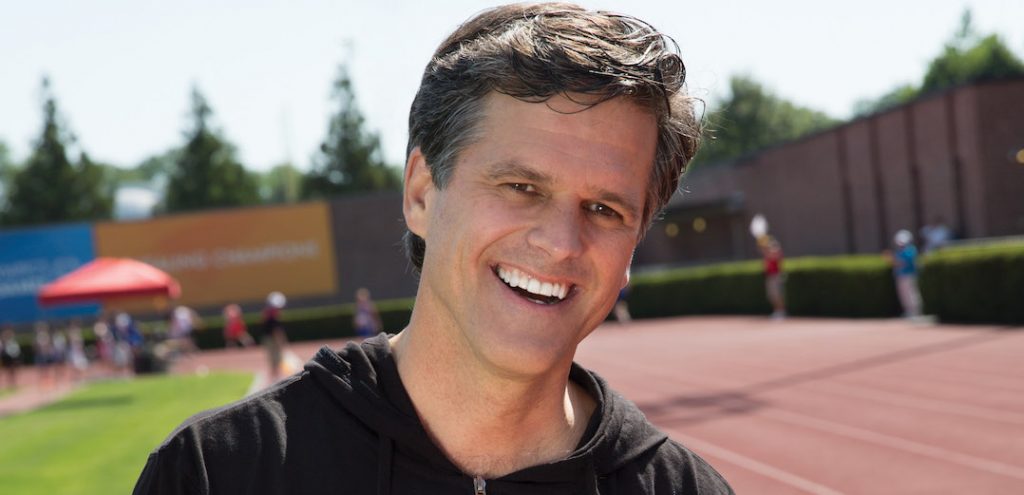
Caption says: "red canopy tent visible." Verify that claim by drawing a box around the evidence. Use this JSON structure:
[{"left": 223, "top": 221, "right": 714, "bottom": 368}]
[{"left": 38, "top": 257, "right": 181, "bottom": 306}]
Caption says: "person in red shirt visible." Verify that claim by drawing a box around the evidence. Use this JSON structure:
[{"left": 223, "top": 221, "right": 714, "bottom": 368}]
[
  {"left": 222, "top": 303, "right": 254, "bottom": 348},
  {"left": 760, "top": 236, "right": 786, "bottom": 319}
]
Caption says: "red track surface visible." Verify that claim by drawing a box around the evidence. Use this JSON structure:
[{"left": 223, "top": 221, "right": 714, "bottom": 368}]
[
  {"left": 576, "top": 317, "right": 1024, "bottom": 494},
  {"left": 3, "top": 316, "right": 1021, "bottom": 493}
]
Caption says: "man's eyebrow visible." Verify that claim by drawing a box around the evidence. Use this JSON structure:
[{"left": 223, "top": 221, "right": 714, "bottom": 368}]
[{"left": 485, "top": 160, "right": 552, "bottom": 185}]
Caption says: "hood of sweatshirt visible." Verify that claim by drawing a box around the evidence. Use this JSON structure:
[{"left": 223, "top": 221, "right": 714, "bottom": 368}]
[{"left": 303, "top": 334, "right": 669, "bottom": 494}]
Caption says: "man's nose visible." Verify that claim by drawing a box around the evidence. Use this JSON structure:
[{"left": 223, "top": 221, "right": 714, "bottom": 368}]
[{"left": 526, "top": 204, "right": 584, "bottom": 260}]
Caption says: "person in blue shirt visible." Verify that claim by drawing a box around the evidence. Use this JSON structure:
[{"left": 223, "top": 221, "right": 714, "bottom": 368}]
[{"left": 890, "top": 229, "right": 922, "bottom": 318}]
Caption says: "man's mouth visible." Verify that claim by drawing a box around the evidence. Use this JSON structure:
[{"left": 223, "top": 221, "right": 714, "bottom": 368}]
[{"left": 495, "top": 265, "right": 572, "bottom": 305}]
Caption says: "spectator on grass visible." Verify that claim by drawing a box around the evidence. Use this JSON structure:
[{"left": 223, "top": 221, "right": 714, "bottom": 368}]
[
  {"left": 1, "top": 325, "right": 20, "bottom": 389},
  {"left": 52, "top": 326, "right": 69, "bottom": 384},
  {"left": 66, "top": 320, "right": 89, "bottom": 382},
  {"left": 134, "top": 5, "right": 733, "bottom": 494},
  {"left": 33, "top": 322, "right": 55, "bottom": 388}
]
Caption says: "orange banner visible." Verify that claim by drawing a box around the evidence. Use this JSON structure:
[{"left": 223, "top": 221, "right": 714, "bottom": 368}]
[{"left": 95, "top": 202, "right": 337, "bottom": 308}]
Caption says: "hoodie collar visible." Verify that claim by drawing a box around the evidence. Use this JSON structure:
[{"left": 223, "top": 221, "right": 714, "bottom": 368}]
[{"left": 305, "top": 335, "right": 668, "bottom": 485}]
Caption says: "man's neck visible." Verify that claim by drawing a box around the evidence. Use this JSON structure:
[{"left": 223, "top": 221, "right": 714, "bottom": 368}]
[{"left": 389, "top": 325, "right": 596, "bottom": 478}]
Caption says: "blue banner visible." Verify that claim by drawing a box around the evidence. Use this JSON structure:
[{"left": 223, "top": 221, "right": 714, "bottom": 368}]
[{"left": 0, "top": 224, "right": 99, "bottom": 324}]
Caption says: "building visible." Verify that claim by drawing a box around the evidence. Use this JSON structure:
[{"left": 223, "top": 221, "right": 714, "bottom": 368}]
[{"left": 635, "top": 78, "right": 1024, "bottom": 268}]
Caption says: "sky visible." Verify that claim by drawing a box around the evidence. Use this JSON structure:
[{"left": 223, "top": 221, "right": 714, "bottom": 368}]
[{"left": 2, "top": 0, "right": 1023, "bottom": 173}]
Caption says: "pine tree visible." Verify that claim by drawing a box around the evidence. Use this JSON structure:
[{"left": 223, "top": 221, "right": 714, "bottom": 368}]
[
  {"left": 302, "top": 63, "right": 399, "bottom": 199},
  {"left": 0, "top": 140, "right": 16, "bottom": 209},
  {"left": 2, "top": 77, "right": 112, "bottom": 226},
  {"left": 165, "top": 86, "right": 259, "bottom": 212}
]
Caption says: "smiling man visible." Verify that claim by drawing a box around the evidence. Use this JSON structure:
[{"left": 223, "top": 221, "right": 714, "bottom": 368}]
[{"left": 134, "top": 3, "right": 732, "bottom": 494}]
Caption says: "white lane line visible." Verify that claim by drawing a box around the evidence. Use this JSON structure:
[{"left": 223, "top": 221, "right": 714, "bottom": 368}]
[
  {"left": 672, "top": 432, "right": 845, "bottom": 495},
  {"left": 766, "top": 409, "right": 1024, "bottom": 480},
  {"left": 246, "top": 372, "right": 267, "bottom": 396},
  {"left": 804, "top": 382, "right": 1024, "bottom": 425}
]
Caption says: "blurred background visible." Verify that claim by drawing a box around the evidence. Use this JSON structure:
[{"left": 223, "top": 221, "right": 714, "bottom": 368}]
[
  {"left": 1, "top": 0, "right": 1022, "bottom": 322},
  {"left": 1, "top": 1, "right": 1023, "bottom": 493}
]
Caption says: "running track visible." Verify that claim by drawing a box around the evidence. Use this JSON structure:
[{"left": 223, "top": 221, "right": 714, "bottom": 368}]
[
  {"left": 5, "top": 316, "right": 1020, "bottom": 493},
  {"left": 575, "top": 317, "right": 1024, "bottom": 494}
]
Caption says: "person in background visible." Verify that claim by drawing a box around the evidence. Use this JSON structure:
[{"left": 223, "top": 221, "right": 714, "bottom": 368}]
[
  {"left": 33, "top": 322, "right": 55, "bottom": 389},
  {"left": 889, "top": 229, "right": 922, "bottom": 318},
  {"left": 920, "top": 216, "right": 952, "bottom": 253},
  {"left": 113, "top": 312, "right": 143, "bottom": 376},
  {"left": 613, "top": 271, "right": 633, "bottom": 323},
  {"left": 92, "top": 318, "right": 115, "bottom": 375},
  {"left": 52, "top": 325, "right": 71, "bottom": 385},
  {"left": 168, "top": 306, "right": 202, "bottom": 357},
  {"left": 1, "top": 325, "right": 21, "bottom": 390},
  {"left": 260, "top": 292, "right": 288, "bottom": 381},
  {"left": 66, "top": 319, "right": 89, "bottom": 382},
  {"left": 352, "top": 288, "right": 383, "bottom": 338},
  {"left": 759, "top": 235, "right": 786, "bottom": 320},
  {"left": 222, "top": 303, "right": 254, "bottom": 348}
]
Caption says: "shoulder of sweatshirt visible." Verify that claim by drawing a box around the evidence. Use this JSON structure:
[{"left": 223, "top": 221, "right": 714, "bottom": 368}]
[{"left": 621, "top": 437, "right": 735, "bottom": 495}]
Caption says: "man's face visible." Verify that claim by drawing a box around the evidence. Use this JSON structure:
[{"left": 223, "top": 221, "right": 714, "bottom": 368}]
[{"left": 404, "top": 92, "right": 657, "bottom": 376}]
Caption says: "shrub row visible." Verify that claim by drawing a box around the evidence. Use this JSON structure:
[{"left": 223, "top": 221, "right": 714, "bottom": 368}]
[
  {"left": 919, "top": 241, "right": 1024, "bottom": 324},
  {"left": 628, "top": 255, "right": 901, "bottom": 319},
  {"left": 784, "top": 256, "right": 901, "bottom": 317},
  {"left": 628, "top": 260, "right": 771, "bottom": 318}
]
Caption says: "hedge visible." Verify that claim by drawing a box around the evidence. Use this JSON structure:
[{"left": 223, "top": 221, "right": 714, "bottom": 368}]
[
  {"left": 784, "top": 256, "right": 901, "bottom": 317},
  {"left": 629, "top": 260, "right": 771, "bottom": 318},
  {"left": 629, "top": 255, "right": 901, "bottom": 319},
  {"left": 919, "top": 241, "right": 1024, "bottom": 324}
]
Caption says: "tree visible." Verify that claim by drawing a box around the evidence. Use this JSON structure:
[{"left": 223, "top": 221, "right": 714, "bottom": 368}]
[
  {"left": 134, "top": 149, "right": 179, "bottom": 183},
  {"left": 0, "top": 140, "right": 16, "bottom": 207},
  {"left": 693, "top": 75, "right": 838, "bottom": 167},
  {"left": 856, "top": 9, "right": 1024, "bottom": 115},
  {"left": 2, "top": 78, "right": 112, "bottom": 226},
  {"left": 302, "top": 63, "right": 400, "bottom": 199},
  {"left": 165, "top": 86, "right": 259, "bottom": 213},
  {"left": 71, "top": 152, "right": 117, "bottom": 220},
  {"left": 921, "top": 34, "right": 1024, "bottom": 93},
  {"left": 853, "top": 84, "right": 918, "bottom": 116}
]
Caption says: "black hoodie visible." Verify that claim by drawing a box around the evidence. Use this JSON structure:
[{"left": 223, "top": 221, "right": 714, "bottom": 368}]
[{"left": 133, "top": 335, "right": 733, "bottom": 494}]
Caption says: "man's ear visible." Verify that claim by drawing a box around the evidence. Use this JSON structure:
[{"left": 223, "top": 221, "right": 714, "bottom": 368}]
[{"left": 403, "top": 147, "right": 434, "bottom": 239}]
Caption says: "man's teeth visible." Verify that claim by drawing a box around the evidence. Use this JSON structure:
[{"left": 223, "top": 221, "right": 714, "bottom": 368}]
[{"left": 497, "top": 266, "right": 569, "bottom": 300}]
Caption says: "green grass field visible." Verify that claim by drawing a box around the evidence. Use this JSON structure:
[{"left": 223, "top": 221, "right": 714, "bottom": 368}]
[{"left": 0, "top": 373, "right": 252, "bottom": 495}]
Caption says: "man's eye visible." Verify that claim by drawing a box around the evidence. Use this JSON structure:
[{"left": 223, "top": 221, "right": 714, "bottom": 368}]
[
  {"left": 507, "top": 183, "right": 536, "bottom": 194},
  {"left": 587, "top": 202, "right": 621, "bottom": 218}
]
